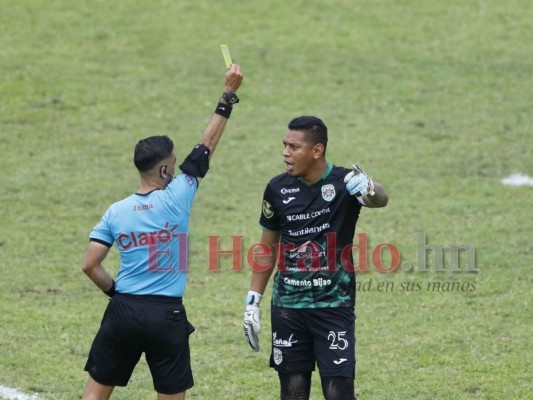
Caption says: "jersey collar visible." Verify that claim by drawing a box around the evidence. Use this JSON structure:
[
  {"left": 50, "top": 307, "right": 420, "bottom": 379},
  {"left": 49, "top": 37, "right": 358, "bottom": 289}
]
[{"left": 299, "top": 162, "right": 333, "bottom": 186}]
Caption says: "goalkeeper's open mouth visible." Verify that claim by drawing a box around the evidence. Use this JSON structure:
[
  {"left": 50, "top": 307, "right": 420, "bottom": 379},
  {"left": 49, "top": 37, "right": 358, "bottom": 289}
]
[{"left": 284, "top": 161, "right": 294, "bottom": 174}]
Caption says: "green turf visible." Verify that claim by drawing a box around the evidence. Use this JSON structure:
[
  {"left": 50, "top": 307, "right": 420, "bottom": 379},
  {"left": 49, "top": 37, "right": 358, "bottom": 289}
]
[{"left": 0, "top": 0, "right": 531, "bottom": 399}]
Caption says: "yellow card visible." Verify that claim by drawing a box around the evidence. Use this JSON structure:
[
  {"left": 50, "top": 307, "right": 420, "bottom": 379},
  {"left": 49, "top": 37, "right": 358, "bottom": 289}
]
[{"left": 220, "top": 44, "right": 233, "bottom": 68}]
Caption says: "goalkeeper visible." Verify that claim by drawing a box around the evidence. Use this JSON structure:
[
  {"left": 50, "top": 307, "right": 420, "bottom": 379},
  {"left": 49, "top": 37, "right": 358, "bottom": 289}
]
[{"left": 243, "top": 116, "right": 388, "bottom": 400}]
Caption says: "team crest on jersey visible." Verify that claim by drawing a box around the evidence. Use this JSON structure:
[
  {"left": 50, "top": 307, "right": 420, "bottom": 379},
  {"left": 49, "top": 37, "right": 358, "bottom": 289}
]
[
  {"left": 273, "top": 348, "right": 283, "bottom": 365},
  {"left": 263, "top": 200, "right": 274, "bottom": 219},
  {"left": 321, "top": 184, "right": 336, "bottom": 201}
]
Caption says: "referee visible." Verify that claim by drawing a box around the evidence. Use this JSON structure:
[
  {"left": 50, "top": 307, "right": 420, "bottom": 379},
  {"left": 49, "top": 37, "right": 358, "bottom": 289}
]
[
  {"left": 243, "top": 116, "right": 388, "bottom": 400},
  {"left": 81, "top": 64, "right": 243, "bottom": 400}
]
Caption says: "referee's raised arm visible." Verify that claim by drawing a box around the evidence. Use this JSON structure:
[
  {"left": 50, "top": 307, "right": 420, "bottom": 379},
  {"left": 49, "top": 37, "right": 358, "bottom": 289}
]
[
  {"left": 178, "top": 64, "right": 243, "bottom": 182},
  {"left": 201, "top": 64, "right": 243, "bottom": 158}
]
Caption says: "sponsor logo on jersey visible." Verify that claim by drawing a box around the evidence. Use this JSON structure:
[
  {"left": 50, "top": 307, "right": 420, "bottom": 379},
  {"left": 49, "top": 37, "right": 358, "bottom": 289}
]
[
  {"left": 287, "top": 222, "right": 330, "bottom": 237},
  {"left": 262, "top": 200, "right": 274, "bottom": 219},
  {"left": 282, "top": 196, "right": 296, "bottom": 204},
  {"left": 321, "top": 184, "right": 336, "bottom": 201},
  {"left": 132, "top": 204, "right": 154, "bottom": 211},
  {"left": 287, "top": 240, "right": 326, "bottom": 259},
  {"left": 281, "top": 187, "right": 300, "bottom": 195},
  {"left": 117, "top": 222, "right": 180, "bottom": 249},
  {"left": 283, "top": 277, "right": 332, "bottom": 287},
  {"left": 286, "top": 207, "right": 330, "bottom": 221}
]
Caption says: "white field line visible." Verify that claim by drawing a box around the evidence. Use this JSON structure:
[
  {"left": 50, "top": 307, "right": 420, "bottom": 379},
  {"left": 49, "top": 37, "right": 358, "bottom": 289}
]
[
  {"left": 501, "top": 173, "right": 533, "bottom": 187},
  {"left": 0, "top": 385, "right": 41, "bottom": 400}
]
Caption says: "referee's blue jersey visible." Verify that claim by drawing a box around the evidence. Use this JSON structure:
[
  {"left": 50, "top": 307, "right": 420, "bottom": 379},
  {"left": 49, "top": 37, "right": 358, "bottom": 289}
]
[{"left": 89, "top": 173, "right": 198, "bottom": 297}]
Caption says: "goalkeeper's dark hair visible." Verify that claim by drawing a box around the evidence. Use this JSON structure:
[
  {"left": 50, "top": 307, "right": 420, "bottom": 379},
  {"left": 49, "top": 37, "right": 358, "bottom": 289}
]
[
  {"left": 134, "top": 135, "right": 174, "bottom": 172},
  {"left": 288, "top": 116, "right": 328, "bottom": 154}
]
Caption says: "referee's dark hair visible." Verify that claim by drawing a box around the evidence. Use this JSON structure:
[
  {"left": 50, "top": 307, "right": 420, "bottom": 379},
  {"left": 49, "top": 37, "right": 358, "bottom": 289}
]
[
  {"left": 134, "top": 135, "right": 174, "bottom": 172},
  {"left": 288, "top": 116, "right": 328, "bottom": 154}
]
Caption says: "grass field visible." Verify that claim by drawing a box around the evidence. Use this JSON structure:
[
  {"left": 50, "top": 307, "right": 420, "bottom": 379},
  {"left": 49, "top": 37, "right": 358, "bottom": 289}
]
[{"left": 1, "top": 0, "right": 532, "bottom": 399}]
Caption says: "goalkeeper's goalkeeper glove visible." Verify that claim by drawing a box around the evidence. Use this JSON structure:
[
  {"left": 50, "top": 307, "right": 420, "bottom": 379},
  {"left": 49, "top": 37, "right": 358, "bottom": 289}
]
[
  {"left": 243, "top": 290, "right": 262, "bottom": 352},
  {"left": 344, "top": 164, "right": 375, "bottom": 197}
]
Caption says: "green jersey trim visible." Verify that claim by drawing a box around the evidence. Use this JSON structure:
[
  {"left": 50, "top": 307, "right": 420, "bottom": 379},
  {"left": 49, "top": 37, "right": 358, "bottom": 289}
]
[
  {"left": 298, "top": 162, "right": 333, "bottom": 186},
  {"left": 320, "top": 162, "right": 334, "bottom": 180}
]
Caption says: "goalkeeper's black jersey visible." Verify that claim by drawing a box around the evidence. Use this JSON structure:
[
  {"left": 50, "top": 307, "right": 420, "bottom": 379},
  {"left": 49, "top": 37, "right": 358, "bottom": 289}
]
[{"left": 259, "top": 163, "right": 362, "bottom": 309}]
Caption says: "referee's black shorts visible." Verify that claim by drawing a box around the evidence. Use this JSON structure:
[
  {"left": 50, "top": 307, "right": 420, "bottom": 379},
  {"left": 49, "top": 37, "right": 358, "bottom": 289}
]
[
  {"left": 270, "top": 305, "right": 356, "bottom": 378},
  {"left": 85, "top": 293, "right": 195, "bottom": 394}
]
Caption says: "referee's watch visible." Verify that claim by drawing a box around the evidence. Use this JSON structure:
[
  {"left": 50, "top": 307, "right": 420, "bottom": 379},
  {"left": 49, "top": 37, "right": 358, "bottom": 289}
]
[{"left": 222, "top": 91, "right": 239, "bottom": 105}]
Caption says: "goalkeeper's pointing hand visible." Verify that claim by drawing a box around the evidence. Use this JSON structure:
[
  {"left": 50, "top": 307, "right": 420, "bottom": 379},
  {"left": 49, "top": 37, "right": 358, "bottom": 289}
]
[
  {"left": 344, "top": 163, "right": 375, "bottom": 197},
  {"left": 243, "top": 291, "right": 262, "bottom": 352}
]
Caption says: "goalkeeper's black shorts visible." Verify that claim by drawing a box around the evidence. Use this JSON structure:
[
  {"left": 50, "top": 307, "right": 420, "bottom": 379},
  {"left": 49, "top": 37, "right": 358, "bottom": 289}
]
[
  {"left": 269, "top": 305, "right": 356, "bottom": 378},
  {"left": 84, "top": 293, "right": 195, "bottom": 394}
]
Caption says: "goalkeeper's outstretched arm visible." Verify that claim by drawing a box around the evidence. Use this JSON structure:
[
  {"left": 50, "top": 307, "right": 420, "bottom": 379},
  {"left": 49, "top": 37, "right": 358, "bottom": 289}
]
[
  {"left": 344, "top": 163, "right": 388, "bottom": 208},
  {"left": 362, "top": 181, "right": 388, "bottom": 208}
]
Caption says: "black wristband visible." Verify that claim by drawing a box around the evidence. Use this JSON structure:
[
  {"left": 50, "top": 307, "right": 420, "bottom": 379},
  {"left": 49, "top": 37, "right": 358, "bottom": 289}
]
[
  {"left": 104, "top": 280, "right": 116, "bottom": 297},
  {"left": 214, "top": 102, "right": 232, "bottom": 119}
]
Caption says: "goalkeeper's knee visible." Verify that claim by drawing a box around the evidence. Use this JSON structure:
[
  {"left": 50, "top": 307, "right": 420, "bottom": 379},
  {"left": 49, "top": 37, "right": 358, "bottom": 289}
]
[
  {"left": 279, "top": 372, "right": 312, "bottom": 400},
  {"left": 320, "top": 376, "right": 356, "bottom": 400}
]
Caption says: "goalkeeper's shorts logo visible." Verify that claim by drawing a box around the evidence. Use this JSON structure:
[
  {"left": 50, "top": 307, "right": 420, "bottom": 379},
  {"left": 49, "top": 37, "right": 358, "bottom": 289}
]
[
  {"left": 273, "top": 332, "right": 298, "bottom": 348},
  {"left": 273, "top": 348, "right": 283, "bottom": 365}
]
